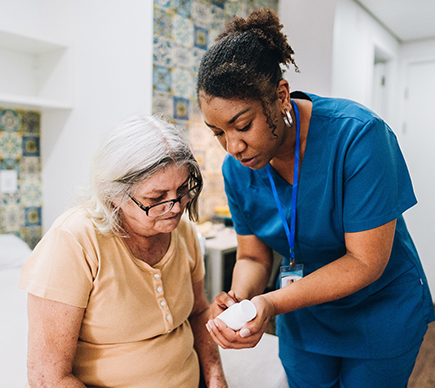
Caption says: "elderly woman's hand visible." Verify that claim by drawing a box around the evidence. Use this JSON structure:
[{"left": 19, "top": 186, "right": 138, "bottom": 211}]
[
  {"left": 206, "top": 293, "right": 275, "bottom": 349},
  {"left": 208, "top": 290, "right": 238, "bottom": 319}
]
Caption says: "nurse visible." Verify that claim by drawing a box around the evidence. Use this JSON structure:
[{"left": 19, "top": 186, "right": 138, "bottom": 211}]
[{"left": 197, "top": 7, "right": 434, "bottom": 388}]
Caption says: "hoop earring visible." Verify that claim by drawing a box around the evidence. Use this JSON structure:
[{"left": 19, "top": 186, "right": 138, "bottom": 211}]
[{"left": 283, "top": 109, "right": 293, "bottom": 128}]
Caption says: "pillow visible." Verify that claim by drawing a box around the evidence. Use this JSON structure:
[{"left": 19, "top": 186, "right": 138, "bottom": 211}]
[{"left": 0, "top": 234, "right": 32, "bottom": 270}]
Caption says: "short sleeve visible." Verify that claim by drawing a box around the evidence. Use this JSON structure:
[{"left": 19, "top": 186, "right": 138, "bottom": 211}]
[
  {"left": 223, "top": 157, "right": 254, "bottom": 236},
  {"left": 19, "top": 227, "right": 96, "bottom": 308},
  {"left": 342, "top": 118, "right": 416, "bottom": 232},
  {"left": 182, "top": 217, "right": 205, "bottom": 284}
]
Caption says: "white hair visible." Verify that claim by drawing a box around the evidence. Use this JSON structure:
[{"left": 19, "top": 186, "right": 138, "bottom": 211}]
[{"left": 79, "top": 114, "right": 202, "bottom": 236}]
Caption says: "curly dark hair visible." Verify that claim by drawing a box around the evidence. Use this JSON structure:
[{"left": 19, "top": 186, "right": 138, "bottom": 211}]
[{"left": 196, "top": 7, "right": 299, "bottom": 129}]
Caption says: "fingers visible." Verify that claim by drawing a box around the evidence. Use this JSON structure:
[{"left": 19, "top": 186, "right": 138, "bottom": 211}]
[
  {"left": 206, "top": 294, "right": 273, "bottom": 349},
  {"left": 209, "top": 292, "right": 237, "bottom": 319},
  {"left": 227, "top": 290, "right": 241, "bottom": 302},
  {"left": 206, "top": 293, "right": 273, "bottom": 349},
  {"left": 218, "top": 291, "right": 237, "bottom": 307},
  {"left": 205, "top": 317, "right": 262, "bottom": 349}
]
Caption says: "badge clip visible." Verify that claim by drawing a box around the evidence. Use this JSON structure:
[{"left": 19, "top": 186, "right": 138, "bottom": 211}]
[{"left": 280, "top": 263, "right": 303, "bottom": 288}]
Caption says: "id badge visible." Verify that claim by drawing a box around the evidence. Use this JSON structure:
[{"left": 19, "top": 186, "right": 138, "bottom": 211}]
[{"left": 280, "top": 263, "right": 304, "bottom": 288}]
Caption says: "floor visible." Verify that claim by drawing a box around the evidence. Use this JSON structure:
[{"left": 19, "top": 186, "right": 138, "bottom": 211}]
[{"left": 408, "top": 321, "right": 435, "bottom": 387}]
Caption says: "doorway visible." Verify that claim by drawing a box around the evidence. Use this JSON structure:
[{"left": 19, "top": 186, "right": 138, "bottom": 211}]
[
  {"left": 371, "top": 48, "right": 391, "bottom": 122},
  {"left": 400, "top": 59, "right": 435, "bottom": 296}
]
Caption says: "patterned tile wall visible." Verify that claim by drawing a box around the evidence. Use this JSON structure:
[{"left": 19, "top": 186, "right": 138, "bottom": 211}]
[
  {"left": 0, "top": 108, "right": 42, "bottom": 249},
  {"left": 152, "top": 0, "right": 279, "bottom": 222}
]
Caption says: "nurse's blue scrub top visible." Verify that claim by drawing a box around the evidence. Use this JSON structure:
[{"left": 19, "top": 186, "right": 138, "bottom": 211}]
[{"left": 223, "top": 92, "right": 435, "bottom": 359}]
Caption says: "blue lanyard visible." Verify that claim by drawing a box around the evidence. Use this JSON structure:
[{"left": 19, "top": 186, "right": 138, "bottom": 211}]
[{"left": 266, "top": 102, "right": 300, "bottom": 264}]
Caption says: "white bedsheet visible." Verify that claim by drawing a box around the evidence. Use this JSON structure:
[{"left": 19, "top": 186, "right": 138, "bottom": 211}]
[
  {"left": 0, "top": 266, "right": 28, "bottom": 388},
  {"left": 220, "top": 333, "right": 289, "bottom": 388}
]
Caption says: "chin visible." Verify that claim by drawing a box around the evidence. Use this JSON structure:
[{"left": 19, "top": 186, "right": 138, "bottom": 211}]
[
  {"left": 249, "top": 164, "right": 265, "bottom": 171},
  {"left": 248, "top": 160, "right": 268, "bottom": 170}
]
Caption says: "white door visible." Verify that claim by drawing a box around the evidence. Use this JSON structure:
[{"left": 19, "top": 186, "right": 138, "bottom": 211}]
[{"left": 401, "top": 60, "right": 435, "bottom": 296}]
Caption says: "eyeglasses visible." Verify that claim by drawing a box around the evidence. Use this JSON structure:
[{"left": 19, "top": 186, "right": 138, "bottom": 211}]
[{"left": 128, "top": 184, "right": 199, "bottom": 217}]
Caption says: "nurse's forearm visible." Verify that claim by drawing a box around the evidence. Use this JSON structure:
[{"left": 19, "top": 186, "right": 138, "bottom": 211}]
[
  {"left": 262, "top": 220, "right": 394, "bottom": 316},
  {"left": 262, "top": 252, "right": 386, "bottom": 316},
  {"left": 231, "top": 257, "right": 271, "bottom": 301}
]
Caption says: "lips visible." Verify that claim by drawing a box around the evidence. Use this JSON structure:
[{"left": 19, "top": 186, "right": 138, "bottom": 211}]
[
  {"left": 239, "top": 156, "right": 257, "bottom": 168},
  {"left": 163, "top": 214, "right": 179, "bottom": 220}
]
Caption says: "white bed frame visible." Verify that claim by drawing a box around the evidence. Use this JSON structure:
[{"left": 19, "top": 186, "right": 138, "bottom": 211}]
[{"left": 0, "top": 266, "right": 28, "bottom": 388}]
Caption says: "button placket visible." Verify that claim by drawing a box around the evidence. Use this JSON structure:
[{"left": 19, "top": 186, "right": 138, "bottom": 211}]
[{"left": 151, "top": 269, "right": 173, "bottom": 331}]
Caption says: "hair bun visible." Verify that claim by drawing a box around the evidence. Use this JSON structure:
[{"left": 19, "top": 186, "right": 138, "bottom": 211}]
[{"left": 218, "top": 7, "right": 299, "bottom": 72}]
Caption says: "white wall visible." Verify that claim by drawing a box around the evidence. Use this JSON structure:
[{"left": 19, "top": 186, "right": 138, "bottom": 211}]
[
  {"left": 279, "top": 0, "right": 337, "bottom": 96},
  {"left": 43, "top": 0, "right": 154, "bottom": 229},
  {"left": 397, "top": 38, "right": 435, "bottom": 136},
  {"left": 279, "top": 0, "right": 400, "bottom": 126},
  {"left": 396, "top": 38, "right": 435, "bottom": 295},
  {"left": 1, "top": 0, "right": 154, "bottom": 229},
  {"left": 331, "top": 0, "right": 400, "bottom": 127}
]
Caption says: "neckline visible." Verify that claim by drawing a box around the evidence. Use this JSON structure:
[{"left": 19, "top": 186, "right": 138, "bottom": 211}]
[{"left": 119, "top": 231, "right": 175, "bottom": 270}]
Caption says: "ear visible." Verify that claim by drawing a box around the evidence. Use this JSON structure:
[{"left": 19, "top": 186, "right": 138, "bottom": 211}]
[
  {"left": 277, "top": 79, "right": 292, "bottom": 113},
  {"left": 112, "top": 196, "right": 122, "bottom": 208}
]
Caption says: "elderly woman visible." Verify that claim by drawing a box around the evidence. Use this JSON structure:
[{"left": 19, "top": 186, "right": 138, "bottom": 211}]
[{"left": 19, "top": 114, "right": 227, "bottom": 388}]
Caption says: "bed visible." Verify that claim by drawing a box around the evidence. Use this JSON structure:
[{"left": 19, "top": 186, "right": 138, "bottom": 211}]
[
  {"left": 219, "top": 333, "right": 289, "bottom": 388},
  {"left": 0, "top": 233, "right": 289, "bottom": 388},
  {"left": 0, "top": 233, "right": 31, "bottom": 388}
]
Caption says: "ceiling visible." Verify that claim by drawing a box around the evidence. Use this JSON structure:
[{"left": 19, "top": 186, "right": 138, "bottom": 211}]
[{"left": 355, "top": 0, "right": 435, "bottom": 42}]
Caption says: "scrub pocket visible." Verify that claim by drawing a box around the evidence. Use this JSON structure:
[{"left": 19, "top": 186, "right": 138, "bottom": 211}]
[{"left": 364, "top": 267, "right": 428, "bottom": 358}]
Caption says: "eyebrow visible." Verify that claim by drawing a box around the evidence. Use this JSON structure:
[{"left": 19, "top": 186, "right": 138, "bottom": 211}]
[
  {"left": 138, "top": 176, "right": 190, "bottom": 199},
  {"left": 204, "top": 107, "right": 252, "bottom": 129}
]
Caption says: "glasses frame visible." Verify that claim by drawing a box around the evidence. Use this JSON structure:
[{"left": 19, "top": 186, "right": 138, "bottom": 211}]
[{"left": 127, "top": 184, "right": 200, "bottom": 217}]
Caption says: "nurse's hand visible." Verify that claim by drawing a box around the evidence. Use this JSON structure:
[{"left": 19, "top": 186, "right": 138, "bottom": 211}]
[{"left": 206, "top": 294, "right": 275, "bottom": 349}]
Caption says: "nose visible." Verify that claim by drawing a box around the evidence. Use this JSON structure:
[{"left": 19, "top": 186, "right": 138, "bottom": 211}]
[
  {"left": 171, "top": 199, "right": 183, "bottom": 213},
  {"left": 225, "top": 132, "right": 246, "bottom": 156}
]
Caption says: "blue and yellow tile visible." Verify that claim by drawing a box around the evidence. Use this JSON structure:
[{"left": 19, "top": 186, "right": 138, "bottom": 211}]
[
  {"left": 172, "top": 68, "right": 194, "bottom": 98},
  {"left": 154, "top": 36, "right": 172, "bottom": 66},
  {"left": 155, "top": 0, "right": 172, "bottom": 10},
  {"left": 0, "top": 107, "right": 43, "bottom": 247},
  {"left": 174, "top": 0, "right": 192, "bottom": 18},
  {"left": 191, "top": 1, "right": 212, "bottom": 29},
  {"left": 212, "top": 0, "right": 225, "bottom": 9},
  {"left": 174, "top": 97, "right": 190, "bottom": 120},
  {"left": 154, "top": 7, "right": 173, "bottom": 39},
  {"left": 152, "top": 0, "right": 279, "bottom": 221},
  {"left": 193, "top": 25, "right": 208, "bottom": 49},
  {"left": 21, "top": 179, "right": 43, "bottom": 207},
  {"left": 22, "top": 136, "right": 40, "bottom": 157},
  {"left": 0, "top": 109, "right": 20, "bottom": 132},
  {"left": 172, "top": 13, "right": 194, "bottom": 46},
  {"left": 153, "top": 91, "right": 175, "bottom": 119},
  {"left": 24, "top": 206, "right": 42, "bottom": 227},
  {"left": 0, "top": 132, "right": 22, "bottom": 159},
  {"left": 153, "top": 65, "right": 172, "bottom": 92},
  {"left": 20, "top": 110, "right": 40, "bottom": 134}
]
